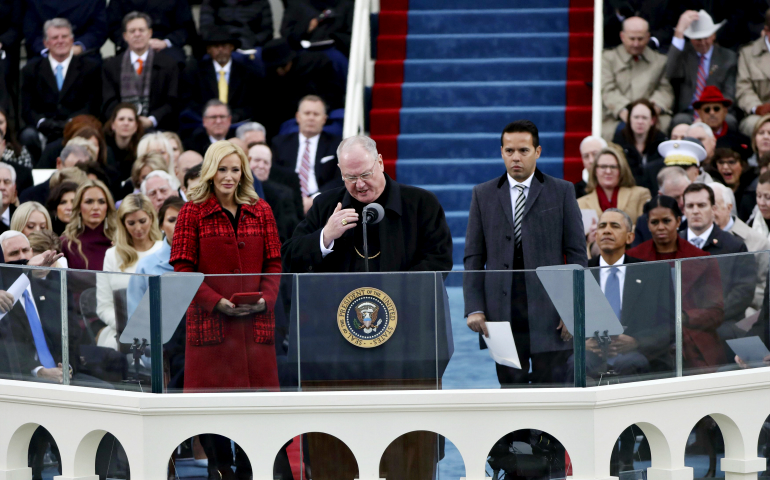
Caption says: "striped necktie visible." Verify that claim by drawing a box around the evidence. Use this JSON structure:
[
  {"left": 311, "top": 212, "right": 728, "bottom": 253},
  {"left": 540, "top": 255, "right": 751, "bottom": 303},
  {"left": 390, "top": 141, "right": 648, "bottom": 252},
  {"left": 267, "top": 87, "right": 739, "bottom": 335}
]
[
  {"left": 514, "top": 184, "right": 525, "bottom": 249},
  {"left": 299, "top": 139, "right": 311, "bottom": 196},
  {"left": 692, "top": 54, "right": 708, "bottom": 107}
]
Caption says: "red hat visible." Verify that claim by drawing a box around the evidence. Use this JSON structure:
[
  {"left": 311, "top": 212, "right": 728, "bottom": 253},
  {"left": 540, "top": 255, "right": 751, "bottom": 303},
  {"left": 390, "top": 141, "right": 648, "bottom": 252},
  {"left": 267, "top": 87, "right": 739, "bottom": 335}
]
[{"left": 693, "top": 85, "right": 733, "bottom": 109}]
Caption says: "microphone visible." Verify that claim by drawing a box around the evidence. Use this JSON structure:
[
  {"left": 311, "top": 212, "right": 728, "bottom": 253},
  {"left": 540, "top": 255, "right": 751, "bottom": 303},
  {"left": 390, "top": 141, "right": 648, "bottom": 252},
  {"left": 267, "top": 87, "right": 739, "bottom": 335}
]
[
  {"left": 362, "top": 203, "right": 385, "bottom": 225},
  {"left": 361, "top": 203, "right": 384, "bottom": 273}
]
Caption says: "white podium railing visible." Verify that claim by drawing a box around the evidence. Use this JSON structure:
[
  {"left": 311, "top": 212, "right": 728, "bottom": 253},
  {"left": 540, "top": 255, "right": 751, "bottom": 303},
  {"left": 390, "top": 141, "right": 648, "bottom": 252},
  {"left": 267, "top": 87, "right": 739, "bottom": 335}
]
[{"left": 0, "top": 368, "right": 769, "bottom": 480}]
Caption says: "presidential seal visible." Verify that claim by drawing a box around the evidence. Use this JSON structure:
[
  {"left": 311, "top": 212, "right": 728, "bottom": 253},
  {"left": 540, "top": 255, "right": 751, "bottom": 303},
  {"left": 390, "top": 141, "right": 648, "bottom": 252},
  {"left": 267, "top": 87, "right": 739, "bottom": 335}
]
[{"left": 337, "top": 287, "right": 397, "bottom": 348}]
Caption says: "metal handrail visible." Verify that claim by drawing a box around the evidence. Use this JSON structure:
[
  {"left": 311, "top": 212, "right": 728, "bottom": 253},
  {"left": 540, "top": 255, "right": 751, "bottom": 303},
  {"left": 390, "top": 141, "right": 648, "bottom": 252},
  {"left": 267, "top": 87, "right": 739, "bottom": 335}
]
[{"left": 342, "top": 0, "right": 376, "bottom": 138}]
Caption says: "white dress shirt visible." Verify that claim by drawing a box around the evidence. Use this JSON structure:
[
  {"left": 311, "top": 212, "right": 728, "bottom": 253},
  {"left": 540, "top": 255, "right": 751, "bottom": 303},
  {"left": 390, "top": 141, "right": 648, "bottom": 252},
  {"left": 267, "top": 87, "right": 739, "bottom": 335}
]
[
  {"left": 295, "top": 133, "right": 321, "bottom": 195},
  {"left": 599, "top": 254, "right": 626, "bottom": 310},
  {"left": 1, "top": 206, "right": 9, "bottom": 227},
  {"left": 48, "top": 51, "right": 73, "bottom": 83},
  {"left": 213, "top": 59, "right": 232, "bottom": 84},
  {"left": 687, "top": 224, "right": 714, "bottom": 248},
  {"left": 507, "top": 171, "right": 534, "bottom": 221}
]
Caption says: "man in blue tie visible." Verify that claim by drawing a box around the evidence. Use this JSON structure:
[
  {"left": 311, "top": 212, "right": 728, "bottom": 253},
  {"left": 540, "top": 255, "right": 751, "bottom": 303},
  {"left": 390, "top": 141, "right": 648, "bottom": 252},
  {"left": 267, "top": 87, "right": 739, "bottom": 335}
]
[
  {"left": 18, "top": 18, "right": 102, "bottom": 160},
  {"left": 0, "top": 231, "right": 102, "bottom": 385},
  {"left": 585, "top": 208, "right": 674, "bottom": 379}
]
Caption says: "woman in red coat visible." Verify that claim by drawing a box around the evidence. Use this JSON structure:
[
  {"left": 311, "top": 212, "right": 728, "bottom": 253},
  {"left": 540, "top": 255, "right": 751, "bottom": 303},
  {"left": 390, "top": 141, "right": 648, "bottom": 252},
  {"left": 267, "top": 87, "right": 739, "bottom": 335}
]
[
  {"left": 170, "top": 140, "right": 282, "bottom": 391},
  {"left": 627, "top": 195, "right": 726, "bottom": 372}
]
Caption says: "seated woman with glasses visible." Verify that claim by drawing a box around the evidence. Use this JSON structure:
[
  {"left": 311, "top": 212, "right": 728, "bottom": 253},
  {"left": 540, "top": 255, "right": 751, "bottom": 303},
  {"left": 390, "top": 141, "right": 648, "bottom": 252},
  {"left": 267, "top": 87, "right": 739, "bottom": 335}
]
[
  {"left": 578, "top": 145, "right": 652, "bottom": 228},
  {"left": 712, "top": 148, "right": 757, "bottom": 221}
]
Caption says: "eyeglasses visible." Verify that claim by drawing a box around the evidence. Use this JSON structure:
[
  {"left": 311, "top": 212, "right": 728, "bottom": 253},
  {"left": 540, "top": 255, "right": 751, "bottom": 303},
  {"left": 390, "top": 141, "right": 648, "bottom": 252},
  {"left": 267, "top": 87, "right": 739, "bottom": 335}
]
[
  {"left": 716, "top": 159, "right": 739, "bottom": 167},
  {"left": 341, "top": 157, "right": 378, "bottom": 183},
  {"left": 702, "top": 106, "right": 722, "bottom": 114},
  {"left": 204, "top": 115, "right": 229, "bottom": 121},
  {"left": 596, "top": 165, "right": 619, "bottom": 171}
]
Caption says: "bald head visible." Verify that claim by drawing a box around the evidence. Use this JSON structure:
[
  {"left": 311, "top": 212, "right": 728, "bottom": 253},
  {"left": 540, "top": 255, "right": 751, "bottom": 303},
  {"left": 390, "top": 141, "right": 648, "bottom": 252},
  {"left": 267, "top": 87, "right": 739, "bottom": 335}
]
[
  {"left": 621, "top": 16, "right": 650, "bottom": 56},
  {"left": 175, "top": 150, "right": 203, "bottom": 185}
]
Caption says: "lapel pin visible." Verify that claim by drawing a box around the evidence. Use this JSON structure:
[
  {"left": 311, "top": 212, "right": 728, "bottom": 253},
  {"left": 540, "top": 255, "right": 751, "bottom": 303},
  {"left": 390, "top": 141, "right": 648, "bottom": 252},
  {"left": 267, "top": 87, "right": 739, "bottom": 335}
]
[
  {"left": 636, "top": 279, "right": 641, "bottom": 283},
  {"left": 39, "top": 296, "right": 45, "bottom": 301},
  {"left": 713, "top": 239, "right": 718, "bottom": 244}
]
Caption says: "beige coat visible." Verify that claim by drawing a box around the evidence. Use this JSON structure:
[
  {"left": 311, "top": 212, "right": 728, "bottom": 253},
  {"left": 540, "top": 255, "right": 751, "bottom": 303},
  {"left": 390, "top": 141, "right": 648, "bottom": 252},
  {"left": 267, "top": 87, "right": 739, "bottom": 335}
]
[
  {"left": 736, "top": 36, "right": 770, "bottom": 114},
  {"left": 729, "top": 216, "right": 769, "bottom": 312},
  {"left": 601, "top": 45, "right": 674, "bottom": 140},
  {"left": 577, "top": 186, "right": 651, "bottom": 226}
]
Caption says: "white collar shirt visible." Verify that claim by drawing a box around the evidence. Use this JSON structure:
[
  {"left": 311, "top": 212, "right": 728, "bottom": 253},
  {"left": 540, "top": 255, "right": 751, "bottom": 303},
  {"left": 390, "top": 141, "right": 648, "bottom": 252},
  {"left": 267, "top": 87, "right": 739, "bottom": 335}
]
[
  {"left": 507, "top": 171, "right": 534, "bottom": 222},
  {"left": 48, "top": 51, "right": 73, "bottom": 81},
  {"left": 599, "top": 254, "right": 626, "bottom": 309},
  {"left": 213, "top": 59, "right": 232, "bottom": 84},
  {"left": 295, "top": 133, "right": 321, "bottom": 195},
  {"left": 687, "top": 223, "right": 714, "bottom": 248},
  {"left": 1, "top": 206, "right": 10, "bottom": 227},
  {"left": 129, "top": 50, "right": 149, "bottom": 74}
]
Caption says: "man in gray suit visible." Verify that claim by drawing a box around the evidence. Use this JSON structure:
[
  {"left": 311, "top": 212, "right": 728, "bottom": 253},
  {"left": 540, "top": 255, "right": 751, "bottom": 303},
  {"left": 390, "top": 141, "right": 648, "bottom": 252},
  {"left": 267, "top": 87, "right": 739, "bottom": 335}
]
[
  {"left": 463, "top": 120, "right": 588, "bottom": 386},
  {"left": 667, "top": 10, "right": 737, "bottom": 130}
]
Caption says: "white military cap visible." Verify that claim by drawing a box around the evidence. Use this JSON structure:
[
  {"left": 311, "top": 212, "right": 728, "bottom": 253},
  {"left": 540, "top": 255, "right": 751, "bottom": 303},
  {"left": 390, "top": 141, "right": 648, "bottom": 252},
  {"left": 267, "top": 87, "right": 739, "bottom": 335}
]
[{"left": 658, "top": 139, "right": 707, "bottom": 167}]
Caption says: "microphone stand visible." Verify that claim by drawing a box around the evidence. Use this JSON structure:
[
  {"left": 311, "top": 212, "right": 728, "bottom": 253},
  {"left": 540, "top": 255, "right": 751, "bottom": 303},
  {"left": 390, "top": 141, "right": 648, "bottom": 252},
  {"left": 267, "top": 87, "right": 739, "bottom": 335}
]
[{"left": 363, "top": 212, "right": 370, "bottom": 272}]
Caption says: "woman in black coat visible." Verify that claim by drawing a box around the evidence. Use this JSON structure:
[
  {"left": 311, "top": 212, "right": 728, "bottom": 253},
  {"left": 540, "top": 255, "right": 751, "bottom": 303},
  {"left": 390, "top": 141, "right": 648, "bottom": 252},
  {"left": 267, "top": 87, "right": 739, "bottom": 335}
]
[{"left": 613, "top": 98, "right": 667, "bottom": 185}]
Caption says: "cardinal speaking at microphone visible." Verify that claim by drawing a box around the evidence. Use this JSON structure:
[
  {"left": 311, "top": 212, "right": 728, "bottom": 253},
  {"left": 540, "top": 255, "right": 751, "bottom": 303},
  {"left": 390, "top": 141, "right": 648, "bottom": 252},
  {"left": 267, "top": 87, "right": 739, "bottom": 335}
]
[
  {"left": 281, "top": 135, "right": 452, "bottom": 480},
  {"left": 281, "top": 135, "right": 452, "bottom": 273}
]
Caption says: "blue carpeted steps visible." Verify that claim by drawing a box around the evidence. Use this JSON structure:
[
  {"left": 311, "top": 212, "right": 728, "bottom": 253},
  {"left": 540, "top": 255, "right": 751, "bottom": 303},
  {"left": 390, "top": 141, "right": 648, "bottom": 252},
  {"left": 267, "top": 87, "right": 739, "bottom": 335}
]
[{"left": 374, "top": 0, "right": 590, "bottom": 272}]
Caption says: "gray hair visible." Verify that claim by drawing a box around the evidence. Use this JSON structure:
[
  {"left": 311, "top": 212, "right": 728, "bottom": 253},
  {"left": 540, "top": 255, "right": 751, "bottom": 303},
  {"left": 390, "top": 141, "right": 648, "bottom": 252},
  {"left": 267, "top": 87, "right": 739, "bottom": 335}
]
[
  {"left": 60, "top": 144, "right": 90, "bottom": 163},
  {"left": 235, "top": 122, "right": 266, "bottom": 140},
  {"left": 657, "top": 166, "right": 690, "bottom": 191},
  {"left": 0, "top": 230, "right": 27, "bottom": 254},
  {"left": 602, "top": 208, "right": 633, "bottom": 232},
  {"left": 43, "top": 18, "right": 73, "bottom": 41},
  {"left": 0, "top": 162, "right": 17, "bottom": 184},
  {"left": 122, "top": 11, "right": 152, "bottom": 32},
  {"left": 707, "top": 182, "right": 736, "bottom": 208},
  {"left": 337, "top": 135, "right": 379, "bottom": 163},
  {"left": 579, "top": 135, "right": 608, "bottom": 152},
  {"left": 688, "top": 121, "right": 715, "bottom": 140},
  {"left": 141, "top": 170, "right": 180, "bottom": 194},
  {"left": 137, "top": 133, "right": 175, "bottom": 175},
  {"left": 203, "top": 99, "right": 231, "bottom": 117}
]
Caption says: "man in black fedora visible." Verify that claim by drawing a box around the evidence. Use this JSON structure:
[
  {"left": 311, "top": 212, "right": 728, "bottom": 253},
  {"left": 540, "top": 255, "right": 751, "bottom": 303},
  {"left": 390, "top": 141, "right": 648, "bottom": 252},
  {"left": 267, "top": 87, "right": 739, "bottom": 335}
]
[
  {"left": 181, "top": 27, "right": 262, "bottom": 124},
  {"left": 260, "top": 37, "right": 345, "bottom": 138}
]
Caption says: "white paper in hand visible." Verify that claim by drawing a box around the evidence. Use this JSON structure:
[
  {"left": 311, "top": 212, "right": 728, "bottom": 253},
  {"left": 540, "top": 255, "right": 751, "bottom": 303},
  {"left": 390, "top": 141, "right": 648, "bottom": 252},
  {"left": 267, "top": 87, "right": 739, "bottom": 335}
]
[
  {"left": 0, "top": 273, "right": 30, "bottom": 320},
  {"left": 482, "top": 322, "right": 521, "bottom": 369}
]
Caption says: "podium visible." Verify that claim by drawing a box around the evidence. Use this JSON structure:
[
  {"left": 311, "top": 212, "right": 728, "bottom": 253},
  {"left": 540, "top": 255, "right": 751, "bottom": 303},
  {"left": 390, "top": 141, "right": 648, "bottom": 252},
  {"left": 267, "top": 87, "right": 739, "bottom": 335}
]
[
  {"left": 288, "top": 272, "right": 454, "bottom": 386},
  {"left": 286, "top": 272, "right": 454, "bottom": 480}
]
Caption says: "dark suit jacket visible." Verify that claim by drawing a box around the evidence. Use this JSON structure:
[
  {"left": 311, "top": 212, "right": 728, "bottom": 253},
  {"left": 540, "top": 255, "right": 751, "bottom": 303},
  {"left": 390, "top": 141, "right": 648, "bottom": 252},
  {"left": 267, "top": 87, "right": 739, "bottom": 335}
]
[
  {"left": 107, "top": 0, "right": 193, "bottom": 53},
  {"left": 0, "top": 205, "right": 18, "bottom": 235},
  {"left": 183, "top": 129, "right": 226, "bottom": 157},
  {"left": 463, "top": 169, "right": 588, "bottom": 353},
  {"left": 666, "top": 43, "right": 737, "bottom": 114},
  {"left": 262, "top": 179, "right": 300, "bottom": 243},
  {"left": 19, "top": 178, "right": 50, "bottom": 206},
  {"left": 588, "top": 255, "right": 672, "bottom": 370},
  {"left": 271, "top": 131, "right": 343, "bottom": 195},
  {"left": 281, "top": 174, "right": 453, "bottom": 273},
  {"left": 102, "top": 52, "right": 179, "bottom": 130},
  {"left": 268, "top": 165, "right": 303, "bottom": 220},
  {"left": 182, "top": 57, "right": 261, "bottom": 123},
  {"left": 640, "top": 159, "right": 665, "bottom": 196},
  {"left": 680, "top": 224, "right": 755, "bottom": 323},
  {"left": 20, "top": 54, "right": 102, "bottom": 128},
  {"left": 0, "top": 267, "right": 80, "bottom": 377}
]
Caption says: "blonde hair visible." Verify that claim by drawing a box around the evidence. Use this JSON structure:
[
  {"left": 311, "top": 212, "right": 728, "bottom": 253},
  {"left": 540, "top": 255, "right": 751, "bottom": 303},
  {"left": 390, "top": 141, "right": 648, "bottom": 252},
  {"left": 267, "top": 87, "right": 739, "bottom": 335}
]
[
  {"left": 752, "top": 114, "right": 770, "bottom": 154},
  {"left": 113, "top": 193, "right": 161, "bottom": 271},
  {"left": 586, "top": 144, "right": 637, "bottom": 194},
  {"left": 62, "top": 179, "right": 118, "bottom": 269},
  {"left": 65, "top": 137, "right": 98, "bottom": 161},
  {"left": 28, "top": 229, "right": 62, "bottom": 254},
  {"left": 137, "top": 133, "right": 175, "bottom": 175},
  {"left": 49, "top": 167, "right": 88, "bottom": 190},
  {"left": 188, "top": 141, "right": 259, "bottom": 205},
  {"left": 10, "top": 202, "right": 51, "bottom": 233},
  {"left": 131, "top": 153, "right": 168, "bottom": 188}
]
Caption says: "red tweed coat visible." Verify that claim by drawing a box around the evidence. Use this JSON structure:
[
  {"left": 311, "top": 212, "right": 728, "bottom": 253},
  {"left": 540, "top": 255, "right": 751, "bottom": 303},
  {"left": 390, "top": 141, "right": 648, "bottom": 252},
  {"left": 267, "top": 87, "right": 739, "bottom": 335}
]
[{"left": 170, "top": 195, "right": 282, "bottom": 345}]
